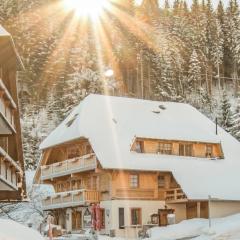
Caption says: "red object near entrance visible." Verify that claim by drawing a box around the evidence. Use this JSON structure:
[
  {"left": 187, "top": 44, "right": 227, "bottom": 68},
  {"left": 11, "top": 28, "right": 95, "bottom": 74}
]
[
  {"left": 48, "top": 223, "right": 53, "bottom": 240},
  {"left": 91, "top": 204, "right": 97, "bottom": 230},
  {"left": 96, "top": 203, "right": 101, "bottom": 231}
]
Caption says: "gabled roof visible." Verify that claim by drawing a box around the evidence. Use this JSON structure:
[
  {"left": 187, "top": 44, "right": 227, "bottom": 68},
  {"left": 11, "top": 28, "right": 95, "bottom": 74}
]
[
  {"left": 40, "top": 94, "right": 240, "bottom": 201},
  {"left": 0, "top": 25, "right": 24, "bottom": 69}
]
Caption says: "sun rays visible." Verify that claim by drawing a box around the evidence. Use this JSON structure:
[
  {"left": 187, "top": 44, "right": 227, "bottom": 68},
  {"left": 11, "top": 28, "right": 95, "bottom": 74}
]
[
  {"left": 3, "top": 0, "right": 164, "bottom": 96},
  {"left": 62, "top": 0, "right": 110, "bottom": 20}
]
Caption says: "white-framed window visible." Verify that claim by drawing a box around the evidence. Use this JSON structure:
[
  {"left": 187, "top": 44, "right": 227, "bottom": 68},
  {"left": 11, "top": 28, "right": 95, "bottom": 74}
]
[{"left": 130, "top": 174, "right": 139, "bottom": 188}]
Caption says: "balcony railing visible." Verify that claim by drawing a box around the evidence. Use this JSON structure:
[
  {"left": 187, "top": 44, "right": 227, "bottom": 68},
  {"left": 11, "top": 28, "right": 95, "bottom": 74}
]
[
  {"left": 165, "top": 188, "right": 187, "bottom": 202},
  {"left": 0, "top": 146, "right": 23, "bottom": 190},
  {"left": 41, "top": 153, "right": 97, "bottom": 180},
  {"left": 0, "top": 78, "right": 16, "bottom": 132},
  {"left": 42, "top": 189, "right": 100, "bottom": 210}
]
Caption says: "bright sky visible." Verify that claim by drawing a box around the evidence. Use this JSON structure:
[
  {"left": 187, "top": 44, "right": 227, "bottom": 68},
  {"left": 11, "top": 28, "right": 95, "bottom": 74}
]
[{"left": 135, "top": 0, "right": 240, "bottom": 8}]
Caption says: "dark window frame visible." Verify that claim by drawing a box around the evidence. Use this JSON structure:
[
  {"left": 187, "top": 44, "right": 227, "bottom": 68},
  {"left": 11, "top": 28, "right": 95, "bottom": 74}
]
[{"left": 130, "top": 208, "right": 142, "bottom": 225}]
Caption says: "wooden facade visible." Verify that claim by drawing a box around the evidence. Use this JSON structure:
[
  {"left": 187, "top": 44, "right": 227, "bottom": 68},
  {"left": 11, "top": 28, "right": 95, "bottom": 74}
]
[
  {"left": 38, "top": 139, "right": 188, "bottom": 204},
  {"left": 131, "top": 137, "right": 224, "bottom": 159},
  {"left": 0, "top": 26, "right": 25, "bottom": 200},
  {"left": 35, "top": 133, "right": 225, "bottom": 233}
]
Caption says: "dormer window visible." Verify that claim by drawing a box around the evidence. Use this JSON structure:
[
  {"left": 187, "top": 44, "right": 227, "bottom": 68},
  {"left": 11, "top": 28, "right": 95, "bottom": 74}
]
[
  {"left": 132, "top": 138, "right": 223, "bottom": 159},
  {"left": 179, "top": 144, "right": 193, "bottom": 156},
  {"left": 158, "top": 143, "right": 172, "bottom": 155},
  {"left": 135, "top": 141, "right": 144, "bottom": 153},
  {"left": 206, "top": 145, "right": 213, "bottom": 158}
]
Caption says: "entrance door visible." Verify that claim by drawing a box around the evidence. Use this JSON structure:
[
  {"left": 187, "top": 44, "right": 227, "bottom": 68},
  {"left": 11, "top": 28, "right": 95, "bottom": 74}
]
[
  {"left": 119, "top": 208, "right": 125, "bottom": 229},
  {"left": 72, "top": 211, "right": 82, "bottom": 230},
  {"left": 158, "top": 209, "right": 174, "bottom": 226}
]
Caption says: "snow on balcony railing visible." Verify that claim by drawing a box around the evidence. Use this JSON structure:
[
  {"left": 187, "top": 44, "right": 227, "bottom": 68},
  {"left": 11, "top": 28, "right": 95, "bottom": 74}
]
[
  {"left": 42, "top": 189, "right": 100, "bottom": 210},
  {"left": 41, "top": 153, "right": 97, "bottom": 180}
]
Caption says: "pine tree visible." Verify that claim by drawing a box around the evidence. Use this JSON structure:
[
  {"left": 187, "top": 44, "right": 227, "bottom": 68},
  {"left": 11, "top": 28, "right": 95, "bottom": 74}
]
[
  {"left": 219, "top": 91, "right": 234, "bottom": 132},
  {"left": 217, "top": 0, "right": 225, "bottom": 25},
  {"left": 231, "top": 95, "right": 240, "bottom": 140},
  {"left": 212, "top": 19, "right": 224, "bottom": 90},
  {"left": 188, "top": 50, "right": 202, "bottom": 93}
]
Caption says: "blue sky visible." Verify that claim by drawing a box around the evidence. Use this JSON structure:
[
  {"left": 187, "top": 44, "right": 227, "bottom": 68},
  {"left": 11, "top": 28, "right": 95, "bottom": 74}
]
[{"left": 135, "top": 0, "right": 240, "bottom": 8}]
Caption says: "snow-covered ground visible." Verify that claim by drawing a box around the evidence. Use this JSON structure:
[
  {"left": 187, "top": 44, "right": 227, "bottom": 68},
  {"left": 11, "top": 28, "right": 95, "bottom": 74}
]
[
  {"left": 146, "top": 213, "right": 240, "bottom": 240},
  {"left": 0, "top": 219, "right": 44, "bottom": 240},
  {"left": 51, "top": 214, "right": 240, "bottom": 240},
  {"left": 1, "top": 213, "right": 240, "bottom": 240}
]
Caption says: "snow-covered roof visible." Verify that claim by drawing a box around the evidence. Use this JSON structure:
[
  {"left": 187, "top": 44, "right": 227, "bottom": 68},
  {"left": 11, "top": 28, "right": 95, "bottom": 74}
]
[
  {"left": 40, "top": 94, "right": 240, "bottom": 201},
  {"left": 0, "top": 25, "right": 11, "bottom": 36}
]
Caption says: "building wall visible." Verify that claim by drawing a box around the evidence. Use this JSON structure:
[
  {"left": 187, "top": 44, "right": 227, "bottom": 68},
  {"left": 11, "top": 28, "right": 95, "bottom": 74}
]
[
  {"left": 167, "top": 203, "right": 187, "bottom": 223},
  {"left": 100, "top": 199, "right": 165, "bottom": 237},
  {"left": 210, "top": 201, "right": 240, "bottom": 218}
]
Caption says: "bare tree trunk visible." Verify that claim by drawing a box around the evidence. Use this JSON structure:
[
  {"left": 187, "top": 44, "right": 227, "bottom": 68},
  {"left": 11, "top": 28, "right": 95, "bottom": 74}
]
[
  {"left": 141, "top": 51, "right": 144, "bottom": 99},
  {"left": 217, "top": 63, "right": 221, "bottom": 91},
  {"left": 148, "top": 61, "right": 151, "bottom": 98}
]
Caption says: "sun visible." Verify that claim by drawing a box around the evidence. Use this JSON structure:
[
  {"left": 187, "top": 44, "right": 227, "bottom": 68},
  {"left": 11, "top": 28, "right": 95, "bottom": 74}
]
[{"left": 63, "top": 0, "right": 109, "bottom": 19}]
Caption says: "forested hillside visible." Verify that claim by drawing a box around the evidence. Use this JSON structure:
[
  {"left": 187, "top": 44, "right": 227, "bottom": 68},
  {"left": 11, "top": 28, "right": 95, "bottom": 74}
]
[{"left": 0, "top": 0, "right": 240, "bottom": 169}]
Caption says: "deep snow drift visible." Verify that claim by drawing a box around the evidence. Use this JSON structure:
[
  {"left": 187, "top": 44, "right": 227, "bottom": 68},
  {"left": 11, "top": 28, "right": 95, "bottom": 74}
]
[
  {"left": 146, "top": 213, "right": 240, "bottom": 240},
  {"left": 0, "top": 219, "right": 44, "bottom": 240}
]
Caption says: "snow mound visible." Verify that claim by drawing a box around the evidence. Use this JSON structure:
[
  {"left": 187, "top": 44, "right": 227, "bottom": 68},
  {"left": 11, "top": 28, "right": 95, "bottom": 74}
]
[
  {"left": 147, "top": 218, "right": 208, "bottom": 240},
  {"left": 147, "top": 214, "right": 240, "bottom": 240},
  {"left": 0, "top": 219, "right": 44, "bottom": 240}
]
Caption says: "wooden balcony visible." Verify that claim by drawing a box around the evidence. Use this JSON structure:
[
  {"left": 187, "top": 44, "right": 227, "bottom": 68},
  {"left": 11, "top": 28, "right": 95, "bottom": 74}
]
[
  {"left": 0, "top": 78, "right": 16, "bottom": 133},
  {"left": 0, "top": 146, "right": 23, "bottom": 191},
  {"left": 41, "top": 153, "right": 97, "bottom": 180},
  {"left": 165, "top": 188, "right": 187, "bottom": 203},
  {"left": 42, "top": 189, "right": 100, "bottom": 210}
]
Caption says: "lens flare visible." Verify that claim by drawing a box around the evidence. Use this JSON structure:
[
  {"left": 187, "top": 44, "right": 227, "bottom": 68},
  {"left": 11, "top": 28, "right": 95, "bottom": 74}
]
[{"left": 63, "top": 0, "right": 108, "bottom": 19}]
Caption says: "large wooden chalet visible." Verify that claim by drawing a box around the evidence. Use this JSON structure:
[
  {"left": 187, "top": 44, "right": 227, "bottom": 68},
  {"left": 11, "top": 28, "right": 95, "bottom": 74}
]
[
  {"left": 0, "top": 25, "right": 26, "bottom": 201},
  {"left": 34, "top": 94, "right": 240, "bottom": 237}
]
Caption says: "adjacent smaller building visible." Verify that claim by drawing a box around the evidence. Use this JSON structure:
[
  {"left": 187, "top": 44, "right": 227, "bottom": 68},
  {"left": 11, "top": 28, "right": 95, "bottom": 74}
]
[
  {"left": 0, "top": 25, "right": 26, "bottom": 200},
  {"left": 34, "top": 94, "right": 240, "bottom": 237}
]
